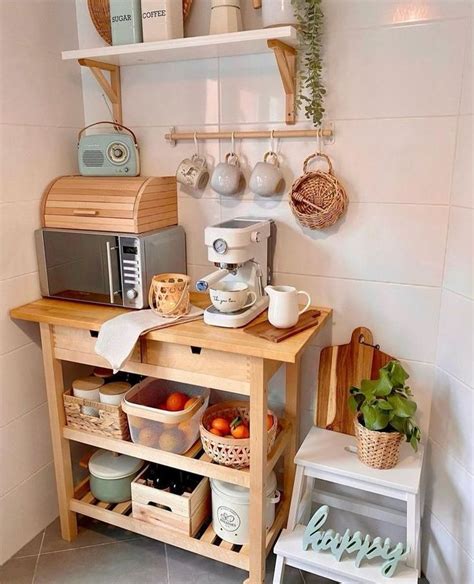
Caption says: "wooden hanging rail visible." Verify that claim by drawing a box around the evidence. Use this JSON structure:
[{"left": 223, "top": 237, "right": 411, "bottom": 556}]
[{"left": 165, "top": 127, "right": 334, "bottom": 144}]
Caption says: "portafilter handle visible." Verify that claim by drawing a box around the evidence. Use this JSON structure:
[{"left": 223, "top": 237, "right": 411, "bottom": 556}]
[{"left": 196, "top": 268, "right": 230, "bottom": 292}]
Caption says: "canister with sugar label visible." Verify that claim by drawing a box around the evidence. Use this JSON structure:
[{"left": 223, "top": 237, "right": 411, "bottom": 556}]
[
  {"left": 110, "top": 0, "right": 143, "bottom": 45},
  {"left": 141, "top": 0, "right": 183, "bottom": 41}
]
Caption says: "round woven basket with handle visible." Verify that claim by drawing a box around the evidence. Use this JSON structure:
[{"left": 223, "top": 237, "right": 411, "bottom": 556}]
[
  {"left": 289, "top": 152, "right": 348, "bottom": 230},
  {"left": 148, "top": 273, "right": 190, "bottom": 318},
  {"left": 88, "top": 0, "right": 194, "bottom": 45},
  {"left": 354, "top": 417, "right": 403, "bottom": 470},
  {"left": 200, "top": 401, "right": 277, "bottom": 469}
]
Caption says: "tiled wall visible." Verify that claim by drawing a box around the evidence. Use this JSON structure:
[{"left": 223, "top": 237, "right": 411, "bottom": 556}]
[
  {"left": 0, "top": 0, "right": 84, "bottom": 564},
  {"left": 85, "top": 0, "right": 473, "bottom": 579},
  {"left": 422, "top": 18, "right": 473, "bottom": 583}
]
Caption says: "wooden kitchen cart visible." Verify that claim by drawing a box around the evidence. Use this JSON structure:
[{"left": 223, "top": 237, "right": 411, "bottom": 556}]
[{"left": 10, "top": 294, "right": 331, "bottom": 584}]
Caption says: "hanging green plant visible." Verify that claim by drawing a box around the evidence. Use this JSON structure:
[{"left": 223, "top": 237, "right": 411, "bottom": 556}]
[{"left": 291, "top": 0, "right": 326, "bottom": 126}]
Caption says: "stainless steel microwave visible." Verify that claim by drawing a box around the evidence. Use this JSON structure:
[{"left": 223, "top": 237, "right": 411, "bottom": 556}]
[{"left": 36, "top": 226, "right": 186, "bottom": 309}]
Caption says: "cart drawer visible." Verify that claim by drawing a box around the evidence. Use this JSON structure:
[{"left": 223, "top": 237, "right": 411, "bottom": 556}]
[{"left": 53, "top": 325, "right": 141, "bottom": 363}]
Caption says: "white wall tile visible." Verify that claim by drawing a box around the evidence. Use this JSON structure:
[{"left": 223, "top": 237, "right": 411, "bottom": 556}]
[
  {"left": 220, "top": 198, "right": 448, "bottom": 286},
  {"left": 437, "top": 290, "right": 473, "bottom": 387},
  {"left": 0, "top": 463, "right": 58, "bottom": 565},
  {"left": 422, "top": 510, "right": 474, "bottom": 584},
  {"left": 324, "top": 0, "right": 471, "bottom": 31},
  {"left": 0, "top": 404, "right": 52, "bottom": 497},
  {"left": 324, "top": 20, "right": 466, "bottom": 119},
  {"left": 0, "top": 273, "right": 41, "bottom": 355},
  {"left": 219, "top": 54, "right": 285, "bottom": 124},
  {"left": 273, "top": 272, "right": 441, "bottom": 363},
  {"left": 460, "top": 17, "right": 472, "bottom": 115},
  {"left": 0, "top": 343, "right": 46, "bottom": 428},
  {"left": 451, "top": 115, "right": 473, "bottom": 209},
  {"left": 122, "top": 60, "right": 219, "bottom": 127},
  {"left": 0, "top": 125, "right": 79, "bottom": 203},
  {"left": 177, "top": 197, "right": 221, "bottom": 266},
  {"left": 443, "top": 206, "right": 473, "bottom": 299},
  {"left": 425, "top": 440, "right": 473, "bottom": 554},
  {"left": 0, "top": 201, "right": 41, "bottom": 281},
  {"left": 187, "top": 264, "right": 210, "bottom": 288},
  {"left": 431, "top": 368, "right": 474, "bottom": 473}
]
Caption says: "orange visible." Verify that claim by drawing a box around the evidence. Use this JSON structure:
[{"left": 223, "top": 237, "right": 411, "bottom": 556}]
[
  {"left": 166, "top": 392, "right": 188, "bottom": 411},
  {"left": 209, "top": 427, "right": 223, "bottom": 437},
  {"left": 184, "top": 397, "right": 199, "bottom": 410},
  {"left": 266, "top": 414, "right": 274, "bottom": 431},
  {"left": 211, "top": 417, "right": 231, "bottom": 435},
  {"left": 157, "top": 401, "right": 168, "bottom": 410},
  {"left": 178, "top": 420, "right": 196, "bottom": 443},
  {"left": 159, "top": 429, "right": 185, "bottom": 452},
  {"left": 231, "top": 424, "right": 250, "bottom": 439}
]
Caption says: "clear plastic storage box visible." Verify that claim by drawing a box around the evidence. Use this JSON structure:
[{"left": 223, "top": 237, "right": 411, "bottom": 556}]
[{"left": 122, "top": 378, "right": 210, "bottom": 454}]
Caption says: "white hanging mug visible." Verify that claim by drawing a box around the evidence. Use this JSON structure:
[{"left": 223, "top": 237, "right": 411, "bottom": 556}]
[{"left": 264, "top": 285, "right": 311, "bottom": 328}]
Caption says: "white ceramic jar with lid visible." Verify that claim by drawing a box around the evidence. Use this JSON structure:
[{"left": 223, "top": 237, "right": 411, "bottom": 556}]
[
  {"left": 99, "top": 381, "right": 131, "bottom": 406},
  {"left": 261, "top": 0, "right": 297, "bottom": 28},
  {"left": 89, "top": 449, "right": 143, "bottom": 503},
  {"left": 210, "top": 0, "right": 242, "bottom": 35},
  {"left": 72, "top": 376, "right": 104, "bottom": 416},
  {"left": 210, "top": 472, "right": 280, "bottom": 544}
]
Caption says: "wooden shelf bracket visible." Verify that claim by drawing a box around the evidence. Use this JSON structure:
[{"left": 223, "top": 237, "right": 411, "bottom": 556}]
[
  {"left": 78, "top": 58, "right": 122, "bottom": 124},
  {"left": 267, "top": 39, "right": 297, "bottom": 125}
]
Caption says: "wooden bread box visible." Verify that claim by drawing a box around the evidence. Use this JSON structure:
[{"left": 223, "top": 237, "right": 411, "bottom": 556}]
[{"left": 41, "top": 175, "right": 177, "bottom": 233}]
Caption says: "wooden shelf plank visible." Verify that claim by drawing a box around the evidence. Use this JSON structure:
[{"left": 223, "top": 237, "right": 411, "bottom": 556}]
[
  {"left": 70, "top": 496, "right": 249, "bottom": 571},
  {"left": 62, "top": 28, "right": 298, "bottom": 67},
  {"left": 63, "top": 427, "right": 250, "bottom": 488}
]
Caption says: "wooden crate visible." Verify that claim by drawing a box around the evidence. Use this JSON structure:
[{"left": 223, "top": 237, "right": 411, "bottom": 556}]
[
  {"left": 131, "top": 466, "right": 211, "bottom": 536},
  {"left": 42, "top": 175, "right": 177, "bottom": 233},
  {"left": 63, "top": 389, "right": 130, "bottom": 440}
]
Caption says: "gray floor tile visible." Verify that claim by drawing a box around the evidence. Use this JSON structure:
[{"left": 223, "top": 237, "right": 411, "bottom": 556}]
[
  {"left": 13, "top": 531, "right": 44, "bottom": 559},
  {"left": 0, "top": 556, "right": 37, "bottom": 584},
  {"left": 40, "top": 516, "right": 139, "bottom": 554},
  {"left": 266, "top": 552, "right": 304, "bottom": 584},
  {"left": 35, "top": 538, "right": 167, "bottom": 584}
]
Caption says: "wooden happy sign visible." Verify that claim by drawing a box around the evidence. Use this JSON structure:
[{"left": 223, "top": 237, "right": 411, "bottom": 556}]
[{"left": 303, "top": 506, "right": 409, "bottom": 578}]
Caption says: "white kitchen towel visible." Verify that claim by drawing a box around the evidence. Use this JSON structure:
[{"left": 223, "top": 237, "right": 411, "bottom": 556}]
[{"left": 95, "top": 306, "right": 204, "bottom": 372}]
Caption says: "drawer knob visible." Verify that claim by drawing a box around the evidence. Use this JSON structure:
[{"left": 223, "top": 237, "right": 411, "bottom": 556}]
[{"left": 73, "top": 209, "right": 98, "bottom": 216}]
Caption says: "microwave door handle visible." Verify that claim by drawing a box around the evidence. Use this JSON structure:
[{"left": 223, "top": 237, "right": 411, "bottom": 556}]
[{"left": 105, "top": 241, "right": 115, "bottom": 304}]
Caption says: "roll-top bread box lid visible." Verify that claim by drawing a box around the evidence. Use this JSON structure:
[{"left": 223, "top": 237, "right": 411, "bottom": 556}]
[{"left": 41, "top": 175, "right": 177, "bottom": 234}]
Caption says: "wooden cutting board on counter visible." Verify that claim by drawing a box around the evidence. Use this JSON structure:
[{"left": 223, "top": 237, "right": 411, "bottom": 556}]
[
  {"left": 244, "top": 309, "right": 321, "bottom": 343},
  {"left": 316, "top": 327, "right": 395, "bottom": 436}
]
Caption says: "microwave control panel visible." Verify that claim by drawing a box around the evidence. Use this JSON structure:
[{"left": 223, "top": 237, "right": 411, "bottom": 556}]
[{"left": 119, "top": 236, "right": 143, "bottom": 308}]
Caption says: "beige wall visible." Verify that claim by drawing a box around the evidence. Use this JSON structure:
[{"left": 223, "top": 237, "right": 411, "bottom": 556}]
[{"left": 0, "top": 0, "right": 84, "bottom": 564}]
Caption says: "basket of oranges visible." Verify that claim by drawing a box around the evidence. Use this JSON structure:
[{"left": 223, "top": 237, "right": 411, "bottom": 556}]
[
  {"left": 122, "top": 378, "right": 210, "bottom": 454},
  {"left": 199, "top": 401, "right": 278, "bottom": 469}
]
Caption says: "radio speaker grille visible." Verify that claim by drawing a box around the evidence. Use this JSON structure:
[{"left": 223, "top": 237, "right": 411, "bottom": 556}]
[{"left": 82, "top": 150, "right": 105, "bottom": 167}]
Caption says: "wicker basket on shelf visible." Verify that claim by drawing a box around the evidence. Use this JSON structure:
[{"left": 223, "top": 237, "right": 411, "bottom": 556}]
[
  {"left": 148, "top": 273, "right": 191, "bottom": 318},
  {"left": 87, "top": 0, "right": 194, "bottom": 45},
  {"left": 200, "top": 401, "right": 278, "bottom": 469},
  {"left": 63, "top": 390, "right": 130, "bottom": 440},
  {"left": 354, "top": 417, "right": 403, "bottom": 470},
  {"left": 290, "top": 152, "right": 348, "bottom": 230}
]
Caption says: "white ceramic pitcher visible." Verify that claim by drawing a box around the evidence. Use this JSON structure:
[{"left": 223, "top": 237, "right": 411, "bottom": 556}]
[{"left": 264, "top": 285, "right": 311, "bottom": 329}]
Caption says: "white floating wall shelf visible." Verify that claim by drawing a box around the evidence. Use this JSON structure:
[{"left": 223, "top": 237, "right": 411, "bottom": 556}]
[{"left": 62, "top": 28, "right": 299, "bottom": 125}]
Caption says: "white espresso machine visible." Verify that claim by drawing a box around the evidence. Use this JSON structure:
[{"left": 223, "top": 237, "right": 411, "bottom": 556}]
[{"left": 196, "top": 218, "right": 275, "bottom": 327}]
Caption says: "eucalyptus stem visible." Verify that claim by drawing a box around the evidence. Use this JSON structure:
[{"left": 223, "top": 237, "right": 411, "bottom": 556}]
[{"left": 291, "top": 0, "right": 326, "bottom": 126}]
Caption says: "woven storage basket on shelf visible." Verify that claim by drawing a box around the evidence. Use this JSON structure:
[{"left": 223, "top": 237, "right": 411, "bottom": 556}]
[
  {"left": 290, "top": 152, "right": 348, "bottom": 230},
  {"left": 148, "top": 273, "right": 191, "bottom": 318},
  {"left": 88, "top": 0, "right": 194, "bottom": 45},
  {"left": 200, "top": 401, "right": 277, "bottom": 469},
  {"left": 63, "top": 390, "right": 130, "bottom": 440},
  {"left": 354, "top": 417, "right": 403, "bottom": 470}
]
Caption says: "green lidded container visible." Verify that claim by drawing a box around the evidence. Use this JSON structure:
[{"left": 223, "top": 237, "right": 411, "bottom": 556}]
[
  {"left": 89, "top": 449, "right": 143, "bottom": 503},
  {"left": 110, "top": 0, "right": 143, "bottom": 45}
]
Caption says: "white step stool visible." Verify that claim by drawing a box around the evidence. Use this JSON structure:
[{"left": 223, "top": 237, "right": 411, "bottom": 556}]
[{"left": 273, "top": 426, "right": 425, "bottom": 584}]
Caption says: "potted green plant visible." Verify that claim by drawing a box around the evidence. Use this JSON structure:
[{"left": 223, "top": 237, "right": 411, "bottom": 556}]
[{"left": 348, "top": 360, "right": 421, "bottom": 470}]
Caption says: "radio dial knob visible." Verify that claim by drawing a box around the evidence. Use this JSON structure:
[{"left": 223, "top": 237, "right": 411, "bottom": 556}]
[{"left": 126, "top": 289, "right": 138, "bottom": 300}]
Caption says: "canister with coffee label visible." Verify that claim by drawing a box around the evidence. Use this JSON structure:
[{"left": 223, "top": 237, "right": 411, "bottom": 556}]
[
  {"left": 141, "top": 0, "right": 184, "bottom": 41},
  {"left": 110, "top": 0, "right": 143, "bottom": 45}
]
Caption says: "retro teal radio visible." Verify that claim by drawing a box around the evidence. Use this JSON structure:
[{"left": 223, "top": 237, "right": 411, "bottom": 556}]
[{"left": 78, "top": 122, "right": 140, "bottom": 176}]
